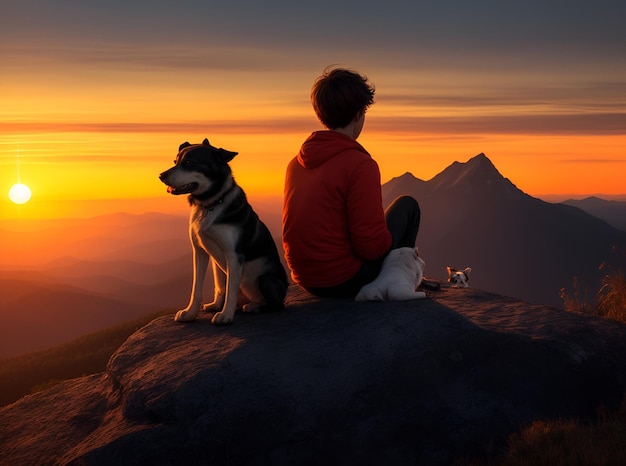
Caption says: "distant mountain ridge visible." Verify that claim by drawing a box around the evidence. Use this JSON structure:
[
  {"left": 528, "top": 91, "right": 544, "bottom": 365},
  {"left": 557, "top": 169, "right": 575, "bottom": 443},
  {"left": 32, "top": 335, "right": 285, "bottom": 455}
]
[
  {"left": 0, "top": 212, "right": 190, "bottom": 358},
  {"left": 562, "top": 196, "right": 626, "bottom": 232},
  {"left": 382, "top": 153, "right": 626, "bottom": 308}
]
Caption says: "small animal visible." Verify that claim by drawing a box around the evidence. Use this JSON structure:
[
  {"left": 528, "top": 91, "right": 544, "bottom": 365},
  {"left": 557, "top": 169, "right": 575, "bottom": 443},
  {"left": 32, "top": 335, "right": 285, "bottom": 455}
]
[
  {"left": 447, "top": 266, "right": 472, "bottom": 288},
  {"left": 159, "top": 138, "right": 288, "bottom": 325},
  {"left": 355, "top": 247, "right": 427, "bottom": 301}
]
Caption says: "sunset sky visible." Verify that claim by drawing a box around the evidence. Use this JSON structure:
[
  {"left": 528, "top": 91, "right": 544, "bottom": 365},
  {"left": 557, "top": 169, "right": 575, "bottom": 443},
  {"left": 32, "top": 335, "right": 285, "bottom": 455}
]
[{"left": 1, "top": 0, "right": 625, "bottom": 219}]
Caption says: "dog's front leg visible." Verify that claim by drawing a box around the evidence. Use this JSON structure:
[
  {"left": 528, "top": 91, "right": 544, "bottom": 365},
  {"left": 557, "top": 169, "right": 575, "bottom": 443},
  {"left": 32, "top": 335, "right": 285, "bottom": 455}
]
[
  {"left": 211, "top": 253, "right": 243, "bottom": 326},
  {"left": 175, "top": 243, "right": 209, "bottom": 322},
  {"left": 202, "top": 259, "right": 225, "bottom": 313}
]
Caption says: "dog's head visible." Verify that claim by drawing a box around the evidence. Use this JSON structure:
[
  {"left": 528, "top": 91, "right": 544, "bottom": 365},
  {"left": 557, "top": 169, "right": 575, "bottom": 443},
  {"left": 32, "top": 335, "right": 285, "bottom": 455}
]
[
  {"left": 447, "top": 266, "right": 471, "bottom": 288},
  {"left": 159, "top": 138, "right": 238, "bottom": 199}
]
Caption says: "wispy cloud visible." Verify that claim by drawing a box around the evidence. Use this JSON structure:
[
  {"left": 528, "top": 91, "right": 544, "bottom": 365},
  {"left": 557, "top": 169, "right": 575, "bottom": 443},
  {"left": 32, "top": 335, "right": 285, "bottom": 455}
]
[
  {"left": 3, "top": 112, "right": 624, "bottom": 137},
  {"left": 1, "top": 44, "right": 296, "bottom": 73},
  {"left": 370, "top": 113, "right": 626, "bottom": 136},
  {"left": 379, "top": 81, "right": 626, "bottom": 110},
  {"left": 0, "top": 119, "right": 313, "bottom": 135}
]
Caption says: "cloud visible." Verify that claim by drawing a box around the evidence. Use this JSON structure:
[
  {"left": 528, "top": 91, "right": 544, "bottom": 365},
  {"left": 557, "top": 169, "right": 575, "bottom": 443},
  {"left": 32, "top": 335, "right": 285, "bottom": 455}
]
[
  {"left": 1, "top": 44, "right": 298, "bottom": 74},
  {"left": 371, "top": 113, "right": 626, "bottom": 136},
  {"left": 3, "top": 112, "right": 624, "bottom": 138},
  {"left": 0, "top": 119, "right": 313, "bottom": 135},
  {"left": 379, "top": 81, "right": 626, "bottom": 111}
]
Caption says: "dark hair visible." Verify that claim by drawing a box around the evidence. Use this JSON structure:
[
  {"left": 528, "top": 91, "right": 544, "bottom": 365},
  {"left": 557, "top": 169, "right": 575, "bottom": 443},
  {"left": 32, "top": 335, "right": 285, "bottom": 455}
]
[{"left": 310, "top": 67, "right": 375, "bottom": 129}]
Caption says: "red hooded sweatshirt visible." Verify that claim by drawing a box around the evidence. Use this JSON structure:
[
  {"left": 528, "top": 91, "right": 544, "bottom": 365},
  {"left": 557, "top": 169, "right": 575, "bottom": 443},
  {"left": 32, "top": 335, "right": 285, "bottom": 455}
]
[{"left": 282, "top": 131, "right": 392, "bottom": 288}]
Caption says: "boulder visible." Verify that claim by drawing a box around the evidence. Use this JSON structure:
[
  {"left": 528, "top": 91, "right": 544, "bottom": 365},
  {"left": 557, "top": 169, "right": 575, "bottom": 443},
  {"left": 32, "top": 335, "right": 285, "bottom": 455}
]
[{"left": 1, "top": 286, "right": 626, "bottom": 465}]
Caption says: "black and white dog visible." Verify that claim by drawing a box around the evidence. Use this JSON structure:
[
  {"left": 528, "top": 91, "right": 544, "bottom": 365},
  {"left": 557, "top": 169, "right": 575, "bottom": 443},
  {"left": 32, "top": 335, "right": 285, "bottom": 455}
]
[
  {"left": 447, "top": 266, "right": 472, "bottom": 288},
  {"left": 159, "top": 138, "right": 287, "bottom": 325}
]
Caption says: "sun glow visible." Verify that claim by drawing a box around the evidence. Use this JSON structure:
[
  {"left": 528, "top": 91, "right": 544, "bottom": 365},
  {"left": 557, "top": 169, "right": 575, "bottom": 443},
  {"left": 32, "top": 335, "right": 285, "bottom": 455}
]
[{"left": 8, "top": 183, "right": 32, "bottom": 204}]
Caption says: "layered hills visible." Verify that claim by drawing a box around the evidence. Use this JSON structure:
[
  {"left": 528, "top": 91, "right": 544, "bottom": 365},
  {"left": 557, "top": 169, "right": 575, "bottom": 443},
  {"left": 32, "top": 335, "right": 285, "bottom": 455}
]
[
  {"left": 563, "top": 196, "right": 626, "bottom": 231},
  {"left": 1, "top": 153, "right": 625, "bottom": 358},
  {"left": 0, "top": 213, "right": 193, "bottom": 358},
  {"left": 0, "top": 207, "right": 279, "bottom": 358}
]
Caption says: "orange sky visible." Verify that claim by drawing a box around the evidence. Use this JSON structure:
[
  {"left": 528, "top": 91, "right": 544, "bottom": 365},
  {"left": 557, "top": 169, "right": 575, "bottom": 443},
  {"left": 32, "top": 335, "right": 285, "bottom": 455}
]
[{"left": 1, "top": 1, "right": 625, "bottom": 220}]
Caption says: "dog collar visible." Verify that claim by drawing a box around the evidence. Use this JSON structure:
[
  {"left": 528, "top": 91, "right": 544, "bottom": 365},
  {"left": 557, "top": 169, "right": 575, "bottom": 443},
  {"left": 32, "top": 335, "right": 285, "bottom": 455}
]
[
  {"left": 204, "top": 197, "right": 224, "bottom": 211},
  {"left": 199, "top": 184, "right": 236, "bottom": 211}
]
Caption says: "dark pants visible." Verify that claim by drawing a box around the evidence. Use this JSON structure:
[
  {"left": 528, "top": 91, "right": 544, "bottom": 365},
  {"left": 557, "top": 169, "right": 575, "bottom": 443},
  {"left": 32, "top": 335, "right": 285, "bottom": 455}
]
[{"left": 305, "top": 195, "right": 421, "bottom": 298}]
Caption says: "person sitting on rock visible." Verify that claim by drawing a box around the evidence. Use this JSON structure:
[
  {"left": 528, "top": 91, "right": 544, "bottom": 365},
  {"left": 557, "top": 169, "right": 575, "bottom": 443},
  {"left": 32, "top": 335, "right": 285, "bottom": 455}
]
[{"left": 282, "top": 66, "right": 421, "bottom": 298}]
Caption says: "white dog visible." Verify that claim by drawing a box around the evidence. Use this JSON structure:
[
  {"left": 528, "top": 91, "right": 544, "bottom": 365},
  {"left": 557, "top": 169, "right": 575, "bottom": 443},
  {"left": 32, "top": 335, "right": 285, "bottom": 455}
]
[
  {"left": 447, "top": 266, "right": 472, "bottom": 288},
  {"left": 355, "top": 247, "right": 427, "bottom": 301}
]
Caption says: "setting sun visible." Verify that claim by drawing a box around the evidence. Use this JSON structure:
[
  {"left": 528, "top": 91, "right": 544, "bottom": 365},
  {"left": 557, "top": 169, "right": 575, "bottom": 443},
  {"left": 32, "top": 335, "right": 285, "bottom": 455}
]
[{"left": 8, "top": 183, "right": 32, "bottom": 205}]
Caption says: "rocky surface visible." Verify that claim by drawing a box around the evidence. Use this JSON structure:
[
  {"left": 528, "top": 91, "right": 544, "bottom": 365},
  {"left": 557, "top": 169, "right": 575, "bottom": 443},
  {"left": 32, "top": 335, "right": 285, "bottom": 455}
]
[{"left": 2, "top": 286, "right": 626, "bottom": 465}]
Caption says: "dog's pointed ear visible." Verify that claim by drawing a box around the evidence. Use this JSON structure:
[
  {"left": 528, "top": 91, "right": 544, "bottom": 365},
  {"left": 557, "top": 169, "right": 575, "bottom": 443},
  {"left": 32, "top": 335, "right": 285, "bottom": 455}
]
[
  {"left": 202, "top": 138, "right": 210, "bottom": 146},
  {"left": 217, "top": 148, "right": 238, "bottom": 162},
  {"left": 446, "top": 266, "right": 455, "bottom": 275},
  {"left": 179, "top": 141, "right": 191, "bottom": 151},
  {"left": 463, "top": 267, "right": 472, "bottom": 276}
]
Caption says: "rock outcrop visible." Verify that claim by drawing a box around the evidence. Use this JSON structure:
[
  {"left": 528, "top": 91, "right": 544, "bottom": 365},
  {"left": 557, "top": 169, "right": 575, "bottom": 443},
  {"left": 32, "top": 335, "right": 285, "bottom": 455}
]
[{"left": 2, "top": 286, "right": 626, "bottom": 465}]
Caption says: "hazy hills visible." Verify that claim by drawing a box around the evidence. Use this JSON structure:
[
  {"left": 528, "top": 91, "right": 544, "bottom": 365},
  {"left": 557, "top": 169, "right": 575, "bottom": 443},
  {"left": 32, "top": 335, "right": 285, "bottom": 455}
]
[
  {"left": 0, "top": 213, "right": 196, "bottom": 358},
  {"left": 0, "top": 212, "right": 190, "bottom": 267},
  {"left": 562, "top": 196, "right": 626, "bottom": 232},
  {"left": 1, "top": 154, "right": 625, "bottom": 359},
  {"left": 0, "top": 207, "right": 282, "bottom": 359},
  {"left": 383, "top": 153, "right": 626, "bottom": 308}
]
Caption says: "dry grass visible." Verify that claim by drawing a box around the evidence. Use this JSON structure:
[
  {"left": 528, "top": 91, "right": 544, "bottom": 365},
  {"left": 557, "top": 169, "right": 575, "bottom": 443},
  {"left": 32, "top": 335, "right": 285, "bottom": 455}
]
[
  {"left": 561, "top": 250, "right": 626, "bottom": 324},
  {"left": 496, "top": 402, "right": 626, "bottom": 465},
  {"left": 594, "top": 265, "right": 626, "bottom": 322},
  {"left": 457, "top": 401, "right": 626, "bottom": 465}
]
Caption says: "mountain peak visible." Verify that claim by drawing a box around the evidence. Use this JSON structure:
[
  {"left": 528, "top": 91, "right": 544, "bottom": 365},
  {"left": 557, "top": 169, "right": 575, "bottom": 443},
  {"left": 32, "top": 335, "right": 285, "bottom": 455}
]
[
  {"left": 429, "top": 153, "right": 526, "bottom": 201},
  {"left": 382, "top": 171, "right": 427, "bottom": 205},
  {"left": 388, "top": 171, "right": 420, "bottom": 183},
  {"left": 452, "top": 152, "right": 498, "bottom": 176},
  {"left": 467, "top": 152, "right": 492, "bottom": 167}
]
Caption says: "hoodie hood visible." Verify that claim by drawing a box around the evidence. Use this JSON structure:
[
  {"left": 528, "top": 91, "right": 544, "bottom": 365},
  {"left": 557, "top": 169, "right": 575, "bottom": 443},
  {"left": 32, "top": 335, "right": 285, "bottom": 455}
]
[{"left": 297, "top": 131, "right": 370, "bottom": 169}]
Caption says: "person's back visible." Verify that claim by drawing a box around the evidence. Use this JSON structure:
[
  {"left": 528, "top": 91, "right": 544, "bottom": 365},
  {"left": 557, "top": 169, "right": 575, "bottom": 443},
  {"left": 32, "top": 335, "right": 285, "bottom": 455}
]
[{"left": 283, "top": 129, "right": 391, "bottom": 288}]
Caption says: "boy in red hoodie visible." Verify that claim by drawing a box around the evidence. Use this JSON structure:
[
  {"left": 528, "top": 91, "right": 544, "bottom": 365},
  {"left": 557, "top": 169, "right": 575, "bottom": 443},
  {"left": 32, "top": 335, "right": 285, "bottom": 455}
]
[{"left": 282, "top": 67, "right": 420, "bottom": 298}]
